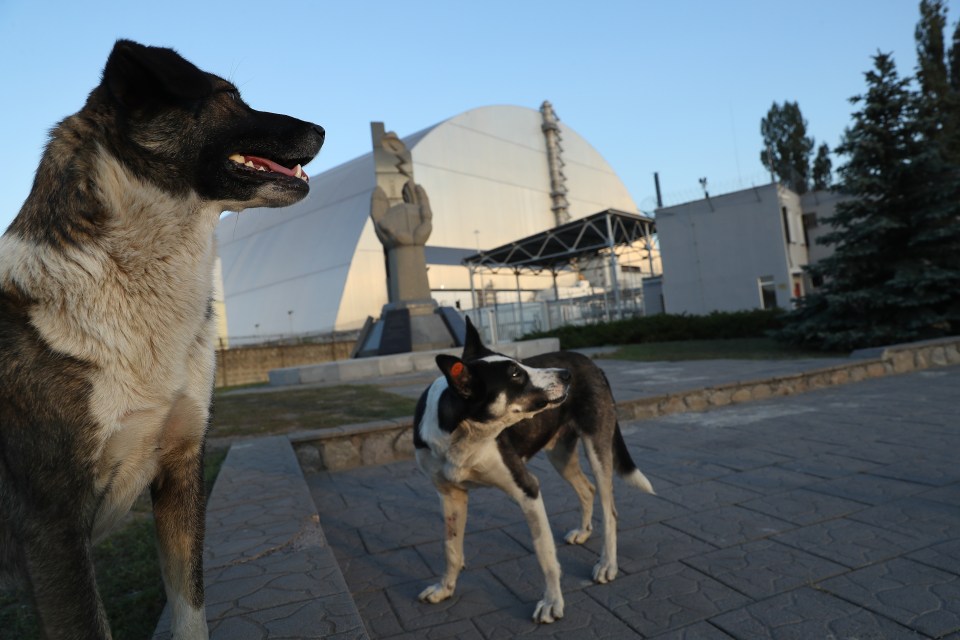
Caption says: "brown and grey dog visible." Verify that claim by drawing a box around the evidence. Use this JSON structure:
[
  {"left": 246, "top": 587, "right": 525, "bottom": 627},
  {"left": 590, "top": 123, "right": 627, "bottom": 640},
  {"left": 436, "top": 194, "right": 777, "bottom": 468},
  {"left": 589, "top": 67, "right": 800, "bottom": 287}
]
[
  {"left": 0, "top": 40, "right": 323, "bottom": 639},
  {"left": 413, "top": 319, "right": 655, "bottom": 623}
]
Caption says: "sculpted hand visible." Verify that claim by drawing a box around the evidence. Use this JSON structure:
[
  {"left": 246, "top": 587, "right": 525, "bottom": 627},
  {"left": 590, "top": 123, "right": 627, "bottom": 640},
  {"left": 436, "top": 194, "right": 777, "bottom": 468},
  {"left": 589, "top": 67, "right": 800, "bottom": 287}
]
[{"left": 370, "top": 180, "right": 433, "bottom": 247}]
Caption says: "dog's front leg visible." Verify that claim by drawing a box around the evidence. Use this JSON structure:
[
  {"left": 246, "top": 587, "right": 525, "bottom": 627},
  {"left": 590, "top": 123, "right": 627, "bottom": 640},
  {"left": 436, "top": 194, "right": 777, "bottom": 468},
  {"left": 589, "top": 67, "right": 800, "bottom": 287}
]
[
  {"left": 514, "top": 490, "right": 565, "bottom": 623},
  {"left": 490, "top": 457, "right": 564, "bottom": 624},
  {"left": 419, "top": 484, "right": 468, "bottom": 604},
  {"left": 151, "top": 396, "right": 209, "bottom": 640}
]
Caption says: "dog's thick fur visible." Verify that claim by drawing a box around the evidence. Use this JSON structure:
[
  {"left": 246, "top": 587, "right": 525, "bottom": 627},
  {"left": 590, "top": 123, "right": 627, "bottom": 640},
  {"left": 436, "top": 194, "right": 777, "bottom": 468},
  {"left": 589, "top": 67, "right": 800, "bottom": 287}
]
[
  {"left": 0, "top": 40, "right": 323, "bottom": 639},
  {"left": 413, "top": 319, "right": 654, "bottom": 623}
]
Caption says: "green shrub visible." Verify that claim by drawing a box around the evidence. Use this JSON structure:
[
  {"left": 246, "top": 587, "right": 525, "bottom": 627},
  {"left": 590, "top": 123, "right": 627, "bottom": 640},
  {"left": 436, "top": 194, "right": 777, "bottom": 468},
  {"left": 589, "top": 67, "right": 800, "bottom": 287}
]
[{"left": 522, "top": 309, "right": 785, "bottom": 350}]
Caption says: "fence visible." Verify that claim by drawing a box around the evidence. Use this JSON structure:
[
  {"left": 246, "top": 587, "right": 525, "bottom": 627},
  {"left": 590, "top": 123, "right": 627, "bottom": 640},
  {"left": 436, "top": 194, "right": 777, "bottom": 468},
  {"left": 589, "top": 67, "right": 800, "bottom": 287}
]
[
  {"left": 213, "top": 289, "right": 649, "bottom": 384},
  {"left": 470, "top": 288, "right": 647, "bottom": 344},
  {"left": 215, "top": 331, "right": 359, "bottom": 388}
]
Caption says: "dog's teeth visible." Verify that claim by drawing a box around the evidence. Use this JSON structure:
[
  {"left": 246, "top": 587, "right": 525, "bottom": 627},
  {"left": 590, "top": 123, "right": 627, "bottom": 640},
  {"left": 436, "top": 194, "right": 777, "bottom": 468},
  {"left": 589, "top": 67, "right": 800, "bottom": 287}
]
[
  {"left": 229, "top": 154, "right": 246, "bottom": 164},
  {"left": 245, "top": 161, "right": 255, "bottom": 168}
]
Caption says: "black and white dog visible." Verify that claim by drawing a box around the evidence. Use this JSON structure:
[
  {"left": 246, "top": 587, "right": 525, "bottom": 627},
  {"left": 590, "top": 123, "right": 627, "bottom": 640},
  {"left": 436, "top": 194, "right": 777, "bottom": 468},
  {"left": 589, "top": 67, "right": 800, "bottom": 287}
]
[
  {"left": 0, "top": 40, "right": 323, "bottom": 638},
  {"left": 413, "top": 319, "right": 654, "bottom": 623}
]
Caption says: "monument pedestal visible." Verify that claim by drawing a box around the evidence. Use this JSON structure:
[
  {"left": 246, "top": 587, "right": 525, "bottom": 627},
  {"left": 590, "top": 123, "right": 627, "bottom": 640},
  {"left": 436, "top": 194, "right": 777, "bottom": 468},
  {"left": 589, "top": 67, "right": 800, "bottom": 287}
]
[{"left": 354, "top": 301, "right": 465, "bottom": 358}]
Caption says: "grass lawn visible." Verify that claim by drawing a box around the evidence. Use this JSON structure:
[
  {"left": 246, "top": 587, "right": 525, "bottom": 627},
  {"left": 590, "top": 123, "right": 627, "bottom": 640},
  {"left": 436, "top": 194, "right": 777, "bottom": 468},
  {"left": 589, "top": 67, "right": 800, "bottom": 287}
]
[
  {"left": 607, "top": 337, "right": 842, "bottom": 361},
  {"left": 0, "top": 516, "right": 166, "bottom": 640},
  {"left": 209, "top": 384, "right": 418, "bottom": 439}
]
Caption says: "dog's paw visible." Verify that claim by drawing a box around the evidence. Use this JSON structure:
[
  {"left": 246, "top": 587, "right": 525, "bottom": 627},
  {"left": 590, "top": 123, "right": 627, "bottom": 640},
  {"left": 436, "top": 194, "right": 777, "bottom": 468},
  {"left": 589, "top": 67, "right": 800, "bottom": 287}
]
[
  {"left": 592, "top": 559, "right": 619, "bottom": 584},
  {"left": 532, "top": 595, "right": 564, "bottom": 624},
  {"left": 418, "top": 583, "right": 454, "bottom": 604},
  {"left": 564, "top": 526, "right": 592, "bottom": 545}
]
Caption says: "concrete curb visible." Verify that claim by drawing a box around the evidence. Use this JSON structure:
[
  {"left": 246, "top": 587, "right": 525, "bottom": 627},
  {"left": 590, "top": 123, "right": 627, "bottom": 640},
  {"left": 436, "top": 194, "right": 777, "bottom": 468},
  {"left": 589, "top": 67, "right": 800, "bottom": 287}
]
[
  {"left": 267, "top": 338, "right": 560, "bottom": 386},
  {"left": 153, "top": 436, "right": 369, "bottom": 639},
  {"left": 290, "top": 336, "right": 960, "bottom": 474}
]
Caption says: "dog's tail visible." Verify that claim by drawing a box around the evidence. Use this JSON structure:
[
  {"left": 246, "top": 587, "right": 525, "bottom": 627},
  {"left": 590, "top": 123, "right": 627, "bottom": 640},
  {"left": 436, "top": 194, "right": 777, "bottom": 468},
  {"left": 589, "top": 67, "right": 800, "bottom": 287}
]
[{"left": 613, "top": 422, "right": 655, "bottom": 495}]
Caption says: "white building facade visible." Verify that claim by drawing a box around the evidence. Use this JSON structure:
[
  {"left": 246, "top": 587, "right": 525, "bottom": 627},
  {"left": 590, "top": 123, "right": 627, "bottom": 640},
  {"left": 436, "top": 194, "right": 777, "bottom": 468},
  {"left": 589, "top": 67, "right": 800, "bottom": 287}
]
[{"left": 655, "top": 184, "right": 841, "bottom": 315}]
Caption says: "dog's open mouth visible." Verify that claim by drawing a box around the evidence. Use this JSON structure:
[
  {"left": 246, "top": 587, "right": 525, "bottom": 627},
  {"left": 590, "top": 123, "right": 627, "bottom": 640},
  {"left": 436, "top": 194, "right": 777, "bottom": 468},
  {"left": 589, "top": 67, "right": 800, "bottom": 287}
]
[{"left": 228, "top": 154, "right": 309, "bottom": 183}]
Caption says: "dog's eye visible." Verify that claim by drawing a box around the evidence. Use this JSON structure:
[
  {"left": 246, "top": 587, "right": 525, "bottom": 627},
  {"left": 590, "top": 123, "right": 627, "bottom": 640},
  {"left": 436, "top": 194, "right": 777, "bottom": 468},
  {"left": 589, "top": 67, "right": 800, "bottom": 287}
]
[{"left": 510, "top": 366, "right": 522, "bottom": 379}]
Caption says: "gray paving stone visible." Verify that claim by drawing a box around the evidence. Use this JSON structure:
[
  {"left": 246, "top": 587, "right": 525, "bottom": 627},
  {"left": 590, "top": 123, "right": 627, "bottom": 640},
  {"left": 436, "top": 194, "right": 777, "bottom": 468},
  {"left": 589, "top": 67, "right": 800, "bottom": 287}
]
[
  {"left": 614, "top": 491, "right": 694, "bottom": 529},
  {"left": 683, "top": 539, "right": 846, "bottom": 599},
  {"left": 657, "top": 478, "right": 762, "bottom": 511},
  {"left": 710, "top": 587, "right": 923, "bottom": 639},
  {"left": 739, "top": 487, "right": 866, "bottom": 526},
  {"left": 290, "top": 362, "right": 960, "bottom": 639},
  {"left": 848, "top": 497, "right": 960, "bottom": 543},
  {"left": 919, "top": 482, "right": 960, "bottom": 506},
  {"left": 648, "top": 621, "right": 735, "bottom": 639},
  {"left": 716, "top": 467, "right": 821, "bottom": 495},
  {"left": 775, "top": 451, "right": 881, "bottom": 479},
  {"left": 688, "top": 448, "right": 794, "bottom": 473},
  {"left": 819, "top": 558, "right": 960, "bottom": 637},
  {"left": 337, "top": 547, "right": 434, "bottom": 593},
  {"left": 615, "top": 522, "right": 719, "bottom": 574},
  {"left": 486, "top": 538, "right": 606, "bottom": 596},
  {"left": 664, "top": 504, "right": 795, "bottom": 547},
  {"left": 871, "top": 456, "right": 960, "bottom": 486},
  {"left": 207, "top": 594, "right": 367, "bottom": 639},
  {"left": 417, "top": 528, "right": 535, "bottom": 576},
  {"left": 384, "top": 568, "right": 519, "bottom": 632},
  {"left": 585, "top": 561, "right": 751, "bottom": 637},
  {"left": 352, "top": 589, "right": 405, "bottom": 639},
  {"left": 773, "top": 518, "right": 924, "bottom": 569},
  {"left": 870, "top": 458, "right": 960, "bottom": 487},
  {"left": 360, "top": 517, "right": 443, "bottom": 555},
  {"left": 380, "top": 619, "right": 484, "bottom": 640},
  {"left": 806, "top": 472, "right": 929, "bottom": 506},
  {"left": 909, "top": 539, "right": 960, "bottom": 575},
  {"left": 472, "top": 590, "right": 638, "bottom": 639}
]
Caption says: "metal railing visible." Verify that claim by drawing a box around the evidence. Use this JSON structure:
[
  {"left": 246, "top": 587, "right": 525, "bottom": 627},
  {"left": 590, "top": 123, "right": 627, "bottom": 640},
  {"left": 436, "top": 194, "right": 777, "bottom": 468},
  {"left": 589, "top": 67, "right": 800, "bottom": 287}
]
[{"left": 469, "top": 288, "right": 648, "bottom": 344}]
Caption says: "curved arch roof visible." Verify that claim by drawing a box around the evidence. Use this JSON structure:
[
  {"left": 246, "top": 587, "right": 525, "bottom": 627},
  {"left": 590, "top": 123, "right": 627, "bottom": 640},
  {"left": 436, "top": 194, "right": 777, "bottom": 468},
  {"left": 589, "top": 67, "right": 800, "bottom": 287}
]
[{"left": 216, "top": 105, "right": 639, "bottom": 337}]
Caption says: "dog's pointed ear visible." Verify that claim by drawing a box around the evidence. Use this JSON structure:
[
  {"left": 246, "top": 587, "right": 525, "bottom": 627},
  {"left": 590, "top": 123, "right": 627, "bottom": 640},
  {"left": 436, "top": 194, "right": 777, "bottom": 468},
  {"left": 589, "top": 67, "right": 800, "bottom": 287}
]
[
  {"left": 461, "top": 316, "right": 487, "bottom": 361},
  {"left": 103, "top": 39, "right": 212, "bottom": 110},
  {"left": 436, "top": 354, "right": 473, "bottom": 398}
]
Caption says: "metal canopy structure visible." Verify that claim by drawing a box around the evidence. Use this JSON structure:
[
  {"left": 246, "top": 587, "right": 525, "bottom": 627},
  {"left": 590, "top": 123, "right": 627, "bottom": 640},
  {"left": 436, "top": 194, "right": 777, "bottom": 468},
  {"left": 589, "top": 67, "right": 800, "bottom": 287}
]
[
  {"left": 461, "top": 208, "right": 657, "bottom": 318},
  {"left": 462, "top": 208, "right": 656, "bottom": 274}
]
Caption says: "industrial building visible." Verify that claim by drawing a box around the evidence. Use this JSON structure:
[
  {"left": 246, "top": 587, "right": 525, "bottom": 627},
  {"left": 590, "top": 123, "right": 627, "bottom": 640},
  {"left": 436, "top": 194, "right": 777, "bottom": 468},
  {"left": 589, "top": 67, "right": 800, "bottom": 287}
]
[
  {"left": 655, "top": 184, "right": 843, "bottom": 315},
  {"left": 215, "top": 103, "right": 659, "bottom": 342}
]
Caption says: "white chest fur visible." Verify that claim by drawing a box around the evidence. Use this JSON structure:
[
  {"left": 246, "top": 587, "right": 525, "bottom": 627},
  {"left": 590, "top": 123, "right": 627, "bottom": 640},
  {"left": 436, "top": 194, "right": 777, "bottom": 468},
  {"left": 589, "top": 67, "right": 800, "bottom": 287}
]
[
  {"left": 417, "top": 377, "right": 517, "bottom": 488},
  {"left": 0, "top": 156, "right": 221, "bottom": 536}
]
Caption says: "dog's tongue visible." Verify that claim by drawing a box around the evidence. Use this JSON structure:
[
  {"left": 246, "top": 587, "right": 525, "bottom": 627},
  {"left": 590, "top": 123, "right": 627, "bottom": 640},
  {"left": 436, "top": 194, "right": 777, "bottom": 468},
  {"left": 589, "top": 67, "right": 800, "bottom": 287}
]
[{"left": 230, "top": 153, "right": 308, "bottom": 181}]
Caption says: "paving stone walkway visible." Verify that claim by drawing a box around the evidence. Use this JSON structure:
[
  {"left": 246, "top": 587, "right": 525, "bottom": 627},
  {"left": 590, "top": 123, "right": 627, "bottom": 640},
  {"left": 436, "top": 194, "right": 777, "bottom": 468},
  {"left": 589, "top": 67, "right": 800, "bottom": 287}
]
[{"left": 307, "top": 365, "right": 960, "bottom": 639}]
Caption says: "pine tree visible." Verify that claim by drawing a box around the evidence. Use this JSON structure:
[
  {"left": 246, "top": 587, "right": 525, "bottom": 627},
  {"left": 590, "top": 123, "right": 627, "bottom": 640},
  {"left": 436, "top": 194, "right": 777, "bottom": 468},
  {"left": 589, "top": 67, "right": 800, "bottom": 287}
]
[
  {"left": 812, "top": 143, "right": 832, "bottom": 190},
  {"left": 916, "top": 0, "right": 960, "bottom": 161},
  {"left": 760, "top": 101, "right": 815, "bottom": 194},
  {"left": 781, "top": 41, "right": 960, "bottom": 351}
]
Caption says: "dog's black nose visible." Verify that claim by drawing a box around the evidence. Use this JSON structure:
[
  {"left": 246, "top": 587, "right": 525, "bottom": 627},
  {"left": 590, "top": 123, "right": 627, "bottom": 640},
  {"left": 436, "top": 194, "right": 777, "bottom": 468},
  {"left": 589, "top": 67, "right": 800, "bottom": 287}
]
[
  {"left": 559, "top": 369, "right": 572, "bottom": 382},
  {"left": 313, "top": 124, "right": 326, "bottom": 142}
]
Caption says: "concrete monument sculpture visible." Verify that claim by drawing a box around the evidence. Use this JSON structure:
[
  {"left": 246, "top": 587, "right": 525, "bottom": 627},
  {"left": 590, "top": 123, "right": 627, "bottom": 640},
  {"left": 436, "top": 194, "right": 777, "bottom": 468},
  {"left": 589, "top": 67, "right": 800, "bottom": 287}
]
[{"left": 354, "top": 123, "right": 464, "bottom": 356}]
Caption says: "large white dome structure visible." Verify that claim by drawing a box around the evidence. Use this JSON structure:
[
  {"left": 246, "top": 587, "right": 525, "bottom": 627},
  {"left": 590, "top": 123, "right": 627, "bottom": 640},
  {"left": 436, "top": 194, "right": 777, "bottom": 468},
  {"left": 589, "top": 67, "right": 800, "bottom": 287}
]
[{"left": 215, "top": 104, "right": 640, "bottom": 339}]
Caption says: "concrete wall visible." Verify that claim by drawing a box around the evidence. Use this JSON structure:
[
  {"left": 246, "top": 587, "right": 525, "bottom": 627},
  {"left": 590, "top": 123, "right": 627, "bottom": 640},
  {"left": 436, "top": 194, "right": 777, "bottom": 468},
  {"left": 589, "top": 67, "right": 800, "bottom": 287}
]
[
  {"left": 800, "top": 190, "right": 845, "bottom": 267},
  {"left": 656, "top": 183, "right": 795, "bottom": 315},
  {"left": 215, "top": 341, "right": 356, "bottom": 388}
]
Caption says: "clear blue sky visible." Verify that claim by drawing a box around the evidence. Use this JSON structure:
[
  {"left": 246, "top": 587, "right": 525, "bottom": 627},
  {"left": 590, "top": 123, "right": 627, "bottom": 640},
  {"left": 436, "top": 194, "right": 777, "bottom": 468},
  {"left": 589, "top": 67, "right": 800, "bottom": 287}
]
[{"left": 0, "top": 0, "right": 953, "bottom": 233}]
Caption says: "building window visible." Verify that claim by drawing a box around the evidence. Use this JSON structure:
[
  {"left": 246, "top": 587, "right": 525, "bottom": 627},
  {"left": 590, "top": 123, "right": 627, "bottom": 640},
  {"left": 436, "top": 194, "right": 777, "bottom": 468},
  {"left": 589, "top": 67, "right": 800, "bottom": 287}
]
[
  {"left": 802, "top": 212, "right": 818, "bottom": 248},
  {"left": 781, "top": 207, "right": 792, "bottom": 244},
  {"left": 758, "top": 276, "right": 778, "bottom": 310}
]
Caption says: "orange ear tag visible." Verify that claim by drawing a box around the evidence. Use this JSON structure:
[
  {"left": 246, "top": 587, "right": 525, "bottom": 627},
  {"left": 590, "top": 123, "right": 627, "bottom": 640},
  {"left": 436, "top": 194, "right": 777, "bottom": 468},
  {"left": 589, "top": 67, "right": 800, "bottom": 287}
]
[{"left": 451, "top": 362, "right": 464, "bottom": 379}]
